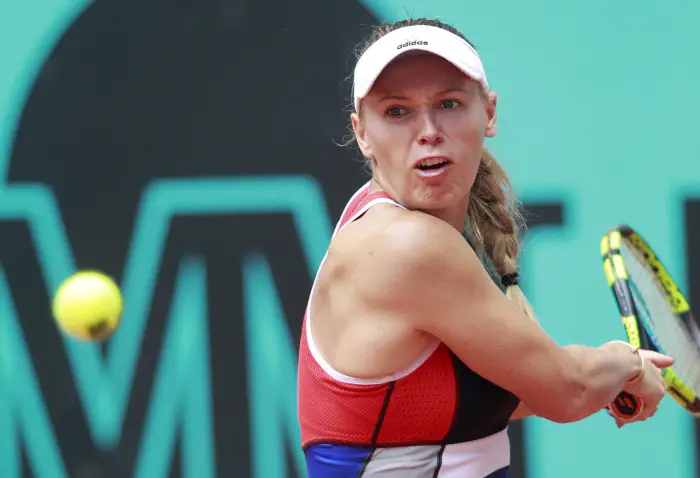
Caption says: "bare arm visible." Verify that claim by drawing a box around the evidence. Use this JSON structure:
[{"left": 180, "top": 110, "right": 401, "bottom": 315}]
[
  {"left": 510, "top": 293, "right": 540, "bottom": 421},
  {"left": 361, "top": 211, "right": 644, "bottom": 424}
]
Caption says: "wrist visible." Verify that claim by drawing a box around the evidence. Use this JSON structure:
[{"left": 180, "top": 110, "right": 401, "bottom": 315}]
[{"left": 607, "top": 340, "right": 644, "bottom": 384}]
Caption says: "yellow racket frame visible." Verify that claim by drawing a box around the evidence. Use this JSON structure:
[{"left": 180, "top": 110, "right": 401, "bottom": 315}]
[{"left": 601, "top": 225, "right": 700, "bottom": 416}]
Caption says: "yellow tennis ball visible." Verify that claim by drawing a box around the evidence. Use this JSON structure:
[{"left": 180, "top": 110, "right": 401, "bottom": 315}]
[{"left": 52, "top": 271, "right": 123, "bottom": 341}]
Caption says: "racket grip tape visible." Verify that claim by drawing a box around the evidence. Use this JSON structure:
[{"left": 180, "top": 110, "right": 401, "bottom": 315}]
[{"left": 606, "top": 391, "right": 644, "bottom": 419}]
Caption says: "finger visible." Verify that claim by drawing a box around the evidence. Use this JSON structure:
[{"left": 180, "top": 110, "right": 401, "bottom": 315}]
[
  {"left": 627, "top": 395, "right": 657, "bottom": 422},
  {"left": 638, "top": 350, "right": 675, "bottom": 368},
  {"left": 614, "top": 414, "right": 643, "bottom": 427},
  {"left": 641, "top": 396, "right": 664, "bottom": 421},
  {"left": 638, "top": 406, "right": 653, "bottom": 422},
  {"left": 646, "top": 401, "right": 661, "bottom": 419},
  {"left": 608, "top": 403, "right": 642, "bottom": 427},
  {"left": 639, "top": 350, "right": 674, "bottom": 367}
]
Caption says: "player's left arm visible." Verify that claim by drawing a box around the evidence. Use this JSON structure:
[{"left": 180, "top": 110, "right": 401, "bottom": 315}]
[{"left": 510, "top": 312, "right": 542, "bottom": 421}]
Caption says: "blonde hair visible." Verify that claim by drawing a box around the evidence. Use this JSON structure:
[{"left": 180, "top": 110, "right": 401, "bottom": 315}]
[{"left": 466, "top": 148, "right": 537, "bottom": 321}]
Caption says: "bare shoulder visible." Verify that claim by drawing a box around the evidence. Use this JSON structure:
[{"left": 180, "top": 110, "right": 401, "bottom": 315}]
[
  {"left": 346, "top": 204, "right": 467, "bottom": 269},
  {"left": 337, "top": 204, "right": 491, "bottom": 323}
]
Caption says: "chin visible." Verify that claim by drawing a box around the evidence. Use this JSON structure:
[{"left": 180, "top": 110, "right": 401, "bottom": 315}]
[{"left": 410, "top": 186, "right": 468, "bottom": 214}]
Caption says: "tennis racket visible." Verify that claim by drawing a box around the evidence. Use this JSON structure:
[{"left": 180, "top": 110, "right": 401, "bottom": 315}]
[{"left": 600, "top": 225, "right": 700, "bottom": 420}]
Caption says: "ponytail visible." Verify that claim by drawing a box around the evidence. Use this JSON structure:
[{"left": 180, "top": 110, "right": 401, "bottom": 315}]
[{"left": 465, "top": 148, "right": 538, "bottom": 322}]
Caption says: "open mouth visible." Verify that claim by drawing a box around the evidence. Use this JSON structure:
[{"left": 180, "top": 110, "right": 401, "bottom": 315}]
[{"left": 416, "top": 158, "right": 450, "bottom": 171}]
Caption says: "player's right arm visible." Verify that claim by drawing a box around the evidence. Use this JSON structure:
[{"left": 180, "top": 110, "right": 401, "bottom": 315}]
[{"left": 360, "top": 210, "right": 671, "bottom": 424}]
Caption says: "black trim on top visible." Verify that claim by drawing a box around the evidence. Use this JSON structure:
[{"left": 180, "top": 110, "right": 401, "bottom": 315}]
[
  {"left": 432, "top": 444, "right": 446, "bottom": 478},
  {"left": 358, "top": 381, "right": 396, "bottom": 477}
]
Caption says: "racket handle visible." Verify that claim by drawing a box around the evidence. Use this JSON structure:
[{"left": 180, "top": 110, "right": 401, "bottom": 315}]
[{"left": 606, "top": 391, "right": 644, "bottom": 420}]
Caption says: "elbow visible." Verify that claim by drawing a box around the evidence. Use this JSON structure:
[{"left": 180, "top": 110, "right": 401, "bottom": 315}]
[
  {"left": 534, "top": 401, "right": 583, "bottom": 424},
  {"left": 530, "top": 365, "right": 590, "bottom": 424},
  {"left": 542, "top": 402, "right": 586, "bottom": 424},
  {"left": 551, "top": 365, "right": 591, "bottom": 423}
]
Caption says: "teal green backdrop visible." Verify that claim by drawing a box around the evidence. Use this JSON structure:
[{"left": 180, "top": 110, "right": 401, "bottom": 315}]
[{"left": 1, "top": 1, "right": 699, "bottom": 477}]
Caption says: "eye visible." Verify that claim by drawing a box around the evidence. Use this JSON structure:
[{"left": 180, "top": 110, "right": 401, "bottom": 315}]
[
  {"left": 440, "top": 99, "right": 461, "bottom": 109},
  {"left": 386, "top": 106, "right": 407, "bottom": 117}
]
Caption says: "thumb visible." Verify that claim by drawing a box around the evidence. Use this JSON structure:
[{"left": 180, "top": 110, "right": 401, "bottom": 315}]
[{"left": 639, "top": 350, "right": 675, "bottom": 368}]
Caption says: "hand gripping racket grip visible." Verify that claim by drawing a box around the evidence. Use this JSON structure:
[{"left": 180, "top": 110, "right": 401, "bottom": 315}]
[{"left": 606, "top": 391, "right": 644, "bottom": 420}]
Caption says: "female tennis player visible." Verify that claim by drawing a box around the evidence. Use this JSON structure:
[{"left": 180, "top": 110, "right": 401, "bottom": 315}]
[{"left": 296, "top": 18, "right": 673, "bottom": 477}]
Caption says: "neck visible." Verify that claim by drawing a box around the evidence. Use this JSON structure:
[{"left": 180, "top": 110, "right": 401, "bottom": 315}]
[
  {"left": 428, "top": 204, "right": 469, "bottom": 231},
  {"left": 368, "top": 178, "right": 469, "bottom": 232}
]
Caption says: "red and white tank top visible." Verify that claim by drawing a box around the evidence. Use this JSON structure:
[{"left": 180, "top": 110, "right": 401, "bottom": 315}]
[{"left": 297, "top": 182, "right": 519, "bottom": 478}]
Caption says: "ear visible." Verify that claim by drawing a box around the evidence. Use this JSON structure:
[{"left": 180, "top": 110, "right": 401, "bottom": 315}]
[
  {"left": 484, "top": 90, "right": 498, "bottom": 138},
  {"left": 351, "top": 112, "right": 373, "bottom": 159}
]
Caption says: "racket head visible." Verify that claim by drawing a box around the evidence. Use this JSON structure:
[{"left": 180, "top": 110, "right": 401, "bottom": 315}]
[{"left": 601, "top": 225, "right": 700, "bottom": 417}]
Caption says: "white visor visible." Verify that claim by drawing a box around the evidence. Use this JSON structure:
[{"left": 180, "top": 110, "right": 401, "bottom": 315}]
[{"left": 353, "top": 25, "right": 488, "bottom": 112}]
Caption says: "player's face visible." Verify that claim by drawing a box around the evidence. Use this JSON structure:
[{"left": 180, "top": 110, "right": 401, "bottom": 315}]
[{"left": 352, "top": 53, "right": 497, "bottom": 226}]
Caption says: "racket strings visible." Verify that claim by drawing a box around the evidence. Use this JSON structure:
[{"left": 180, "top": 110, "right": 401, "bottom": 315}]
[{"left": 622, "top": 244, "right": 700, "bottom": 393}]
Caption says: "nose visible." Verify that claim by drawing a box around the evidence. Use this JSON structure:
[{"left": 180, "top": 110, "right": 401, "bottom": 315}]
[{"left": 417, "top": 110, "right": 443, "bottom": 146}]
